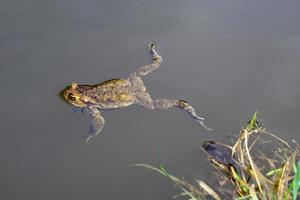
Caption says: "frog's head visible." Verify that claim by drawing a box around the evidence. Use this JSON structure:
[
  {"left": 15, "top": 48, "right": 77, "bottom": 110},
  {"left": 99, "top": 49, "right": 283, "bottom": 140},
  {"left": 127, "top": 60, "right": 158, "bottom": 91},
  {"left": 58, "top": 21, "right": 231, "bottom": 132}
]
[{"left": 60, "top": 83, "right": 86, "bottom": 108}]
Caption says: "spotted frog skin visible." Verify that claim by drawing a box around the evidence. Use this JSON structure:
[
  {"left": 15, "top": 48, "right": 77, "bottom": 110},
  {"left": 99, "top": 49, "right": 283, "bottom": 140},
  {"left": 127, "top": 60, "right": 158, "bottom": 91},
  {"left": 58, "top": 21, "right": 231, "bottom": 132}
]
[{"left": 61, "top": 43, "right": 212, "bottom": 142}]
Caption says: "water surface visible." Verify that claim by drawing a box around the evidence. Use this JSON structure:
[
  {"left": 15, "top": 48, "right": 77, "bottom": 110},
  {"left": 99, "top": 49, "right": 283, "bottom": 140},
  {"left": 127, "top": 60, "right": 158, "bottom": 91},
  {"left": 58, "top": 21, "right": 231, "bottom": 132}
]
[{"left": 1, "top": 0, "right": 300, "bottom": 199}]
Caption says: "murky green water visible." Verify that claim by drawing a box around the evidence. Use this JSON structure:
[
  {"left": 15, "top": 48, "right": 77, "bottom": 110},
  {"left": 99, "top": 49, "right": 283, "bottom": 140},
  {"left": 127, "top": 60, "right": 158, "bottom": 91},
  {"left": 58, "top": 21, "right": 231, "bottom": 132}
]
[{"left": 1, "top": 0, "right": 300, "bottom": 199}]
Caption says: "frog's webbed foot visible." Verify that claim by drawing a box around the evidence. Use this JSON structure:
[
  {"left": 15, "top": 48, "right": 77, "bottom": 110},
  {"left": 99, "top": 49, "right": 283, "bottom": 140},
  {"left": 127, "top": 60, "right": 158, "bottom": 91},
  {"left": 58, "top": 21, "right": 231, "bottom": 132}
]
[
  {"left": 176, "top": 100, "right": 213, "bottom": 131},
  {"left": 129, "top": 43, "right": 162, "bottom": 78},
  {"left": 147, "top": 42, "right": 162, "bottom": 61},
  {"left": 195, "top": 119, "right": 213, "bottom": 131},
  {"left": 147, "top": 42, "right": 155, "bottom": 51},
  {"left": 86, "top": 107, "right": 105, "bottom": 143}
]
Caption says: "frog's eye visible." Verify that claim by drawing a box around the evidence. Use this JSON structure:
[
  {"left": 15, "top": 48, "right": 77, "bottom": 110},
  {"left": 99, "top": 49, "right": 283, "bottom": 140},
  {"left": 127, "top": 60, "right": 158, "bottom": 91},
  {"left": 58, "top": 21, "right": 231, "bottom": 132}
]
[{"left": 67, "top": 93, "right": 76, "bottom": 101}]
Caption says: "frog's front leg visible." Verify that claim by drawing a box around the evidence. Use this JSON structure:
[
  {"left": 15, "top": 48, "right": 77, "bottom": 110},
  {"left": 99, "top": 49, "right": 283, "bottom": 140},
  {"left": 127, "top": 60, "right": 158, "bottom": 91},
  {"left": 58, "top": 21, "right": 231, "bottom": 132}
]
[{"left": 86, "top": 107, "right": 105, "bottom": 142}]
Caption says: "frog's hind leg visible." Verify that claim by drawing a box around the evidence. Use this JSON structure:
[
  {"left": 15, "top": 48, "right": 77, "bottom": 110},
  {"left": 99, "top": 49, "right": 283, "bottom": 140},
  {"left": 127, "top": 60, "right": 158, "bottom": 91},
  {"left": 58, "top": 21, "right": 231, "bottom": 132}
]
[
  {"left": 129, "top": 43, "right": 162, "bottom": 78},
  {"left": 86, "top": 107, "right": 105, "bottom": 142},
  {"left": 135, "top": 92, "right": 212, "bottom": 131}
]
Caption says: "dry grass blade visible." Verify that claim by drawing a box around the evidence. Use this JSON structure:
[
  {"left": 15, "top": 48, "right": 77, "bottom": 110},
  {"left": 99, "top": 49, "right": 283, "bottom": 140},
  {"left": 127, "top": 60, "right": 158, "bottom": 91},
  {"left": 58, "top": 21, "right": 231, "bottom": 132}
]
[
  {"left": 249, "top": 184, "right": 259, "bottom": 200},
  {"left": 132, "top": 163, "right": 222, "bottom": 200},
  {"left": 243, "top": 128, "right": 263, "bottom": 193},
  {"left": 196, "top": 180, "right": 222, "bottom": 200},
  {"left": 261, "top": 130, "right": 291, "bottom": 149}
]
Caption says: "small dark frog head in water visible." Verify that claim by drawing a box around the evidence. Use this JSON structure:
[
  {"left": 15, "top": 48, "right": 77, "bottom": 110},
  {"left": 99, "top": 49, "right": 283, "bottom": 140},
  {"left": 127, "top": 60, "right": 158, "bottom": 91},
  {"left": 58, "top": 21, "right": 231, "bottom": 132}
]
[{"left": 202, "top": 141, "right": 233, "bottom": 166}]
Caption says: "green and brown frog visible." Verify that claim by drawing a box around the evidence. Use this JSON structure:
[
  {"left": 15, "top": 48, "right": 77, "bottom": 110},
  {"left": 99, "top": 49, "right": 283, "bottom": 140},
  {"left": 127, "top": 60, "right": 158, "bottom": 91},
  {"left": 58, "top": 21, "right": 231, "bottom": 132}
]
[{"left": 61, "top": 43, "right": 212, "bottom": 142}]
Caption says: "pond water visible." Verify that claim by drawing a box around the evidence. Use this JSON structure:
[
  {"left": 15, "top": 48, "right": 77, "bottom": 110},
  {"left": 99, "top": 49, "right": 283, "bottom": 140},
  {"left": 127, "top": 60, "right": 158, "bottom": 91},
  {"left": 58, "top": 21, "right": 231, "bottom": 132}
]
[{"left": 1, "top": 0, "right": 300, "bottom": 199}]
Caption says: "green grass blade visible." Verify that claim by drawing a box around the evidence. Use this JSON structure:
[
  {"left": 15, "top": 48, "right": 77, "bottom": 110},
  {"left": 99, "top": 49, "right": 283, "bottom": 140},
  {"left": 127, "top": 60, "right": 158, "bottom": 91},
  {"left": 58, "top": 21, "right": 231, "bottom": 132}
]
[
  {"left": 292, "top": 160, "right": 300, "bottom": 200},
  {"left": 247, "top": 111, "right": 258, "bottom": 130},
  {"left": 266, "top": 168, "right": 283, "bottom": 177}
]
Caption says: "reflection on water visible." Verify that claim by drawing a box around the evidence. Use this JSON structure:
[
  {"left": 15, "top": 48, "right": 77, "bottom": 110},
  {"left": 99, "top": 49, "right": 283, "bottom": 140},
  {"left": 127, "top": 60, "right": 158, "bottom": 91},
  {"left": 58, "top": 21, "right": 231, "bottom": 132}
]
[{"left": 0, "top": 0, "right": 300, "bottom": 199}]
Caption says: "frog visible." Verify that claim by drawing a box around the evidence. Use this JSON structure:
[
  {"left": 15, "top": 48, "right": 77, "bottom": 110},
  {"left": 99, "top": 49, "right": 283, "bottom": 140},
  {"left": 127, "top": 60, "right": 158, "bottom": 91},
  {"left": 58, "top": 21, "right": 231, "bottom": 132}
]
[{"left": 60, "top": 43, "right": 212, "bottom": 142}]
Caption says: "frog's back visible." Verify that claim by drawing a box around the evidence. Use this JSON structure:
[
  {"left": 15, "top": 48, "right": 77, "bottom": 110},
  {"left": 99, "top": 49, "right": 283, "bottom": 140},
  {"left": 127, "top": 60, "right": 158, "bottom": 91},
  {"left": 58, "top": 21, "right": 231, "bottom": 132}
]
[
  {"left": 96, "top": 78, "right": 129, "bottom": 88},
  {"left": 84, "top": 78, "right": 135, "bottom": 109}
]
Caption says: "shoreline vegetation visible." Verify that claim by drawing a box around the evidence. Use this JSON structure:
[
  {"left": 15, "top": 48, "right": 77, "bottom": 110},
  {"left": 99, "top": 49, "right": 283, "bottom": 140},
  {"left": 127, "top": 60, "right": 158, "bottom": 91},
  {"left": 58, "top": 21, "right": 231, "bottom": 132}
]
[{"left": 133, "top": 112, "right": 300, "bottom": 200}]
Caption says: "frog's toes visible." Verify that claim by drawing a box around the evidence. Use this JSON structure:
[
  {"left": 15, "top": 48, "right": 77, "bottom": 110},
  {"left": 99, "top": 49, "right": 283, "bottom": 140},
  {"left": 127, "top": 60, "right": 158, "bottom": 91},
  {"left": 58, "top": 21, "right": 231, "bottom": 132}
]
[
  {"left": 147, "top": 42, "right": 156, "bottom": 51},
  {"left": 196, "top": 119, "right": 213, "bottom": 131},
  {"left": 85, "top": 135, "right": 92, "bottom": 143},
  {"left": 72, "top": 107, "right": 79, "bottom": 114},
  {"left": 80, "top": 107, "right": 87, "bottom": 114},
  {"left": 72, "top": 107, "right": 86, "bottom": 114},
  {"left": 85, "top": 134, "right": 96, "bottom": 143}
]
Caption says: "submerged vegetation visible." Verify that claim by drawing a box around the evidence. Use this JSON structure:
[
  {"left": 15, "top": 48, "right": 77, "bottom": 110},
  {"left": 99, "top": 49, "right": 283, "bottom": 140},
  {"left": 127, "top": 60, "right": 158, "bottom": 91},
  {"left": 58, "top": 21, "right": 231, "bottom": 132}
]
[{"left": 134, "top": 112, "right": 300, "bottom": 200}]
